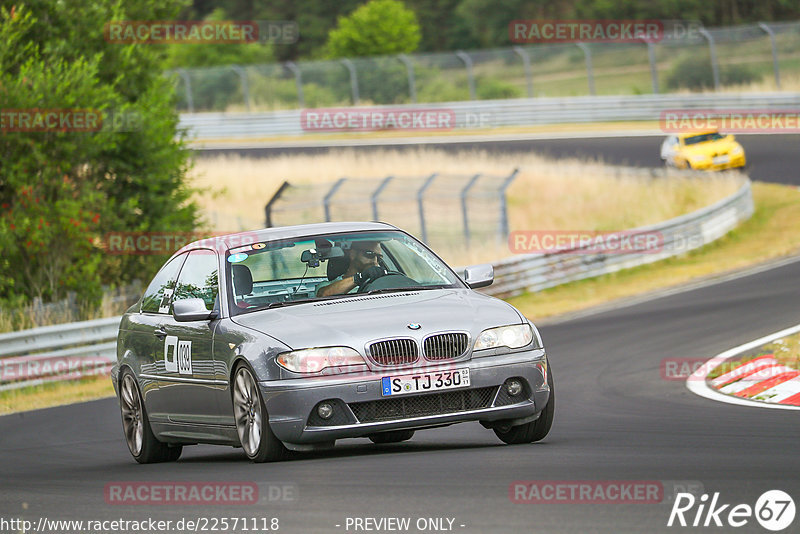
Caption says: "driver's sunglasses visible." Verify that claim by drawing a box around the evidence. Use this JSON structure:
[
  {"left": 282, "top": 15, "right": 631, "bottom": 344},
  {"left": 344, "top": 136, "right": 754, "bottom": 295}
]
[{"left": 359, "top": 250, "right": 383, "bottom": 260}]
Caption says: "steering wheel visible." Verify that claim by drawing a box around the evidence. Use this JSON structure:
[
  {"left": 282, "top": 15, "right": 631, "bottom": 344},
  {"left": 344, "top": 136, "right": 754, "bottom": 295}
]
[{"left": 356, "top": 272, "right": 419, "bottom": 293}]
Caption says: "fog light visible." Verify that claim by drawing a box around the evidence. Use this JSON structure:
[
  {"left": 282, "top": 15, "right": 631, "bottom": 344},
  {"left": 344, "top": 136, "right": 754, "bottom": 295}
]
[
  {"left": 506, "top": 379, "right": 523, "bottom": 396},
  {"left": 317, "top": 402, "right": 334, "bottom": 420}
]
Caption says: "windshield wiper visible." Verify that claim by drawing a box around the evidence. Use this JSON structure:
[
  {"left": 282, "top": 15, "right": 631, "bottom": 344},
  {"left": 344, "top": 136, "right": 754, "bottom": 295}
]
[
  {"left": 366, "top": 285, "right": 450, "bottom": 295},
  {"left": 246, "top": 296, "right": 342, "bottom": 312}
]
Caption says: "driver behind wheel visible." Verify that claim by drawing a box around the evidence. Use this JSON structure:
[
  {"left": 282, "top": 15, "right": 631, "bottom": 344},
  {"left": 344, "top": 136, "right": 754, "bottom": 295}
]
[{"left": 316, "top": 240, "right": 387, "bottom": 297}]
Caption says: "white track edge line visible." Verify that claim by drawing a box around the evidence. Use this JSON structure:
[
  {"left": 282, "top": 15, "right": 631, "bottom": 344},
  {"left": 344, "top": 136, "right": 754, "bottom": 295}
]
[{"left": 686, "top": 323, "right": 800, "bottom": 410}]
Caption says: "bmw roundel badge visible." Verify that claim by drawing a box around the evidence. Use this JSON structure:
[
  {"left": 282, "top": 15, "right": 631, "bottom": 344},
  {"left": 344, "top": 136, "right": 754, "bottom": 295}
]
[{"left": 407, "top": 323, "right": 421, "bottom": 330}]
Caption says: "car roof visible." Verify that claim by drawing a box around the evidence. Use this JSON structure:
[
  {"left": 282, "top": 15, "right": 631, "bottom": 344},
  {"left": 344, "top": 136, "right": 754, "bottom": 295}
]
[{"left": 175, "top": 221, "right": 400, "bottom": 256}]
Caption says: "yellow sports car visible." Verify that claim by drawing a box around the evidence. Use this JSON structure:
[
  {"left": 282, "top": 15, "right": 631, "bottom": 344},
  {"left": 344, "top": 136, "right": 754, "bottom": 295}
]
[{"left": 660, "top": 131, "right": 746, "bottom": 171}]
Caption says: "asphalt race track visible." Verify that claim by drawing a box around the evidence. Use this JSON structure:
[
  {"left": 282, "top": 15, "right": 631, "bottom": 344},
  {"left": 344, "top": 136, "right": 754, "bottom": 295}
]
[
  {"left": 198, "top": 133, "right": 800, "bottom": 186},
  {"left": 2, "top": 134, "right": 799, "bottom": 533},
  {"left": 2, "top": 256, "right": 800, "bottom": 533}
]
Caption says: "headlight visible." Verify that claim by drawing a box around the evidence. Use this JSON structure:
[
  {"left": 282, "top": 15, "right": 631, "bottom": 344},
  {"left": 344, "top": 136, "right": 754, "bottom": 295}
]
[
  {"left": 277, "top": 347, "right": 365, "bottom": 374},
  {"left": 474, "top": 324, "right": 535, "bottom": 351},
  {"left": 731, "top": 146, "right": 743, "bottom": 155}
]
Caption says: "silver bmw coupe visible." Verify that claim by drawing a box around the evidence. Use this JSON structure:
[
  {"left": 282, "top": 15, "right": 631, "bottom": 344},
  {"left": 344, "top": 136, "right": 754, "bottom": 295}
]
[{"left": 112, "top": 222, "right": 554, "bottom": 463}]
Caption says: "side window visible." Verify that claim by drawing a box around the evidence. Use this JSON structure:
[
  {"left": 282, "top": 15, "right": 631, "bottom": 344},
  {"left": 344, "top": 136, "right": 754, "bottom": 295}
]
[
  {"left": 174, "top": 249, "right": 219, "bottom": 311},
  {"left": 141, "top": 254, "right": 186, "bottom": 314}
]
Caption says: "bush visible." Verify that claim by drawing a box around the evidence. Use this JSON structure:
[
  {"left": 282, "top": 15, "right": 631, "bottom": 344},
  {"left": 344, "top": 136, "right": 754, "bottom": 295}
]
[
  {"left": 665, "top": 53, "right": 759, "bottom": 91},
  {"left": 0, "top": 3, "right": 198, "bottom": 313},
  {"left": 476, "top": 78, "right": 522, "bottom": 100}
]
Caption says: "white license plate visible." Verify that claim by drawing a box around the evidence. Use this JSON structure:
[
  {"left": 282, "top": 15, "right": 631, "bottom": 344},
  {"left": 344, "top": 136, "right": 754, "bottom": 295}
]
[
  {"left": 381, "top": 368, "right": 470, "bottom": 396},
  {"left": 712, "top": 155, "right": 730, "bottom": 164}
]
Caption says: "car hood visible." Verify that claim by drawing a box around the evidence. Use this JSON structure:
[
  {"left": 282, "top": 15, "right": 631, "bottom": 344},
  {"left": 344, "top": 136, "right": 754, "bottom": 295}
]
[
  {"left": 683, "top": 139, "right": 740, "bottom": 157},
  {"left": 231, "top": 288, "right": 524, "bottom": 352}
]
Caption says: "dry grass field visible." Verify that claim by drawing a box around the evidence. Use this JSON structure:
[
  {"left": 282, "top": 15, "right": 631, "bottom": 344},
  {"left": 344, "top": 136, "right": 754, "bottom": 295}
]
[{"left": 189, "top": 148, "right": 743, "bottom": 266}]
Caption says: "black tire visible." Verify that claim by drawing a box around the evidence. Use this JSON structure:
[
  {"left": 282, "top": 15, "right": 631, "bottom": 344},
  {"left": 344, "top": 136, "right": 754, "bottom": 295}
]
[
  {"left": 368, "top": 430, "right": 415, "bottom": 444},
  {"left": 232, "top": 363, "right": 290, "bottom": 463},
  {"left": 119, "top": 369, "right": 182, "bottom": 464},
  {"left": 494, "top": 362, "right": 555, "bottom": 445}
]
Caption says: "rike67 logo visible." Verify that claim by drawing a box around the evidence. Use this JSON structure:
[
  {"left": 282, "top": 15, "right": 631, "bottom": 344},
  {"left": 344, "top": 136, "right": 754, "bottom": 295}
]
[{"left": 668, "top": 490, "right": 795, "bottom": 531}]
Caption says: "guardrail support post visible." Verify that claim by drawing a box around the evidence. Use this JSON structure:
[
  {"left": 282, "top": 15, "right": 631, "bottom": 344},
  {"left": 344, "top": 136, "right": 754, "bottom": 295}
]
[
  {"left": 397, "top": 54, "right": 417, "bottom": 103},
  {"left": 698, "top": 28, "right": 721, "bottom": 91},
  {"left": 758, "top": 22, "right": 781, "bottom": 89},
  {"left": 371, "top": 175, "right": 394, "bottom": 221},
  {"left": 575, "top": 43, "right": 595, "bottom": 96},
  {"left": 455, "top": 51, "right": 477, "bottom": 100},
  {"left": 512, "top": 46, "right": 533, "bottom": 98},
  {"left": 498, "top": 168, "right": 519, "bottom": 242},
  {"left": 340, "top": 59, "right": 360, "bottom": 105},
  {"left": 264, "top": 181, "right": 290, "bottom": 227},
  {"left": 231, "top": 66, "right": 252, "bottom": 111},
  {"left": 417, "top": 173, "right": 438, "bottom": 243},
  {"left": 460, "top": 173, "right": 482, "bottom": 246},
  {"left": 176, "top": 69, "right": 194, "bottom": 113},
  {"left": 323, "top": 177, "right": 348, "bottom": 222}
]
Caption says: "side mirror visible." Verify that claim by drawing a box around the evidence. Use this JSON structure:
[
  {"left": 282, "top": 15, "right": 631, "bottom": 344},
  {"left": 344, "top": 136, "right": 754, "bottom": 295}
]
[
  {"left": 173, "top": 298, "right": 216, "bottom": 322},
  {"left": 463, "top": 264, "right": 494, "bottom": 289}
]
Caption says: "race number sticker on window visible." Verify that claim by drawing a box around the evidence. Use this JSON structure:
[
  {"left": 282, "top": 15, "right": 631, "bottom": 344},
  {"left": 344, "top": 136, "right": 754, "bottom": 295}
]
[
  {"left": 158, "top": 288, "right": 174, "bottom": 314},
  {"left": 164, "top": 335, "right": 192, "bottom": 375}
]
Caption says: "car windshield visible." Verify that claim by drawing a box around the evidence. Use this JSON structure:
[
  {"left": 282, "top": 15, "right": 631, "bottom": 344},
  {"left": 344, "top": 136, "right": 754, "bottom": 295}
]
[
  {"left": 226, "top": 230, "right": 463, "bottom": 314},
  {"left": 684, "top": 132, "right": 724, "bottom": 145}
]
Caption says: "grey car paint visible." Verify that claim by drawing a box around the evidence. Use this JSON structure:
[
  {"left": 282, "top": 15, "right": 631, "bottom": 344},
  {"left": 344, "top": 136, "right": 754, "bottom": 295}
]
[{"left": 112, "top": 221, "right": 551, "bottom": 454}]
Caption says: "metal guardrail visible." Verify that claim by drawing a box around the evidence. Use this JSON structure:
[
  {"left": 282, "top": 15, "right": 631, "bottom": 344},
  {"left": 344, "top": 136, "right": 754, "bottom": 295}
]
[
  {"left": 0, "top": 179, "right": 753, "bottom": 389},
  {"left": 181, "top": 93, "right": 800, "bottom": 140},
  {"left": 0, "top": 317, "right": 120, "bottom": 392},
  {"left": 483, "top": 179, "right": 754, "bottom": 298}
]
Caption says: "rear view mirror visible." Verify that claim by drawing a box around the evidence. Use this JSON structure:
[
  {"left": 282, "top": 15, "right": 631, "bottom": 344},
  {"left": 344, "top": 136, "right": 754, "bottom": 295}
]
[
  {"left": 301, "top": 246, "right": 344, "bottom": 267},
  {"left": 173, "top": 298, "right": 215, "bottom": 322},
  {"left": 463, "top": 264, "right": 494, "bottom": 289}
]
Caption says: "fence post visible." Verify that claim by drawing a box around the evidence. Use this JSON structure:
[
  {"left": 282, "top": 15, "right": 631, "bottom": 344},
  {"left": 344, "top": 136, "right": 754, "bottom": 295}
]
[
  {"left": 371, "top": 175, "right": 394, "bottom": 221},
  {"left": 758, "top": 22, "right": 781, "bottom": 89},
  {"left": 417, "top": 173, "right": 438, "bottom": 243},
  {"left": 698, "top": 28, "right": 721, "bottom": 91},
  {"left": 284, "top": 61, "right": 305, "bottom": 107},
  {"left": 498, "top": 168, "right": 520, "bottom": 242},
  {"left": 340, "top": 59, "right": 360, "bottom": 104},
  {"left": 455, "top": 51, "right": 476, "bottom": 100},
  {"left": 460, "top": 173, "right": 482, "bottom": 246},
  {"left": 397, "top": 54, "right": 417, "bottom": 103},
  {"left": 176, "top": 69, "right": 194, "bottom": 113},
  {"left": 645, "top": 41, "right": 659, "bottom": 94},
  {"left": 323, "top": 178, "right": 348, "bottom": 222},
  {"left": 231, "top": 66, "right": 251, "bottom": 111},
  {"left": 264, "top": 181, "right": 290, "bottom": 227},
  {"left": 512, "top": 46, "right": 533, "bottom": 97},
  {"left": 575, "top": 43, "right": 595, "bottom": 96}
]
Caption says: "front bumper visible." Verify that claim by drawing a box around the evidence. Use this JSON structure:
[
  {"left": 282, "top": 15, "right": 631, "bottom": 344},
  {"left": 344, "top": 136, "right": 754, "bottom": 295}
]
[
  {"left": 691, "top": 154, "right": 746, "bottom": 171},
  {"left": 259, "top": 349, "right": 549, "bottom": 445}
]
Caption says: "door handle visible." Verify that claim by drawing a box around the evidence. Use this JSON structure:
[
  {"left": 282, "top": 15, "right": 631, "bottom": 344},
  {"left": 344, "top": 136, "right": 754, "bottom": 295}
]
[{"left": 154, "top": 328, "right": 167, "bottom": 339}]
